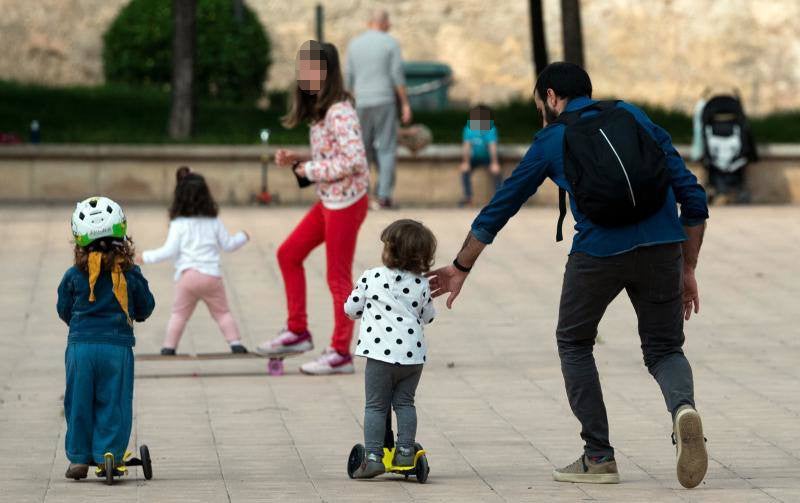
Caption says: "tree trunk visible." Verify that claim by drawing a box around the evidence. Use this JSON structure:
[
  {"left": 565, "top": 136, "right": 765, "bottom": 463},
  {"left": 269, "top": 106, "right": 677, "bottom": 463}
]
[
  {"left": 560, "top": 0, "right": 585, "bottom": 68},
  {"left": 529, "top": 0, "right": 549, "bottom": 76},
  {"left": 168, "top": 0, "right": 195, "bottom": 140},
  {"left": 233, "top": 0, "right": 243, "bottom": 24}
]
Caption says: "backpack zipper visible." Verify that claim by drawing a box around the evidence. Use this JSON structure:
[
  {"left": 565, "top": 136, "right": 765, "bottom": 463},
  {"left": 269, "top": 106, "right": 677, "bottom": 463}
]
[{"left": 598, "top": 128, "right": 636, "bottom": 207}]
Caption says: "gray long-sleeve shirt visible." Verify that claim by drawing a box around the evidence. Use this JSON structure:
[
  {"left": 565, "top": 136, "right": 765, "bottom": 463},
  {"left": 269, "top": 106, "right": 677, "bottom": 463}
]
[{"left": 345, "top": 30, "right": 405, "bottom": 108}]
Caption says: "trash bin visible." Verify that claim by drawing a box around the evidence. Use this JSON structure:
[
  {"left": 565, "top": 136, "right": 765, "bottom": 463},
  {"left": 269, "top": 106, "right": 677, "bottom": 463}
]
[{"left": 403, "top": 62, "right": 453, "bottom": 111}]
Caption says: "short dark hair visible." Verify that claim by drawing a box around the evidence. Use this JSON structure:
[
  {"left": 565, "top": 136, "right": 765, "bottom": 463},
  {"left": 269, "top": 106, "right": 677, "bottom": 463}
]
[
  {"left": 535, "top": 62, "right": 592, "bottom": 101},
  {"left": 380, "top": 219, "right": 437, "bottom": 275},
  {"left": 169, "top": 166, "right": 219, "bottom": 219}
]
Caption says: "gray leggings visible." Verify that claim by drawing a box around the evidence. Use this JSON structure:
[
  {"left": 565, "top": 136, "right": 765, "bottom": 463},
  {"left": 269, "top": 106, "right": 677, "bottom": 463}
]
[{"left": 364, "top": 358, "right": 423, "bottom": 457}]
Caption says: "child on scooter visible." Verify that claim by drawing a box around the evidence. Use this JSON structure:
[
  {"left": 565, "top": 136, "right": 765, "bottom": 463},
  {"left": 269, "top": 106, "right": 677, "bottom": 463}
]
[
  {"left": 344, "top": 219, "right": 437, "bottom": 478},
  {"left": 58, "top": 196, "right": 155, "bottom": 479}
]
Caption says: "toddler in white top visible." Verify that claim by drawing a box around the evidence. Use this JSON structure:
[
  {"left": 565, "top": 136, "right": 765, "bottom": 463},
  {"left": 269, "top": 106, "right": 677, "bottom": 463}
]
[
  {"left": 344, "top": 219, "right": 437, "bottom": 478},
  {"left": 140, "top": 167, "right": 249, "bottom": 355}
]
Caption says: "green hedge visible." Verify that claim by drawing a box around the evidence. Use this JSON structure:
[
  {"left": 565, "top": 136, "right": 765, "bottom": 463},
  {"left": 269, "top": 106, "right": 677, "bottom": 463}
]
[
  {"left": 1, "top": 81, "right": 798, "bottom": 145},
  {"left": 103, "top": 0, "right": 271, "bottom": 102}
]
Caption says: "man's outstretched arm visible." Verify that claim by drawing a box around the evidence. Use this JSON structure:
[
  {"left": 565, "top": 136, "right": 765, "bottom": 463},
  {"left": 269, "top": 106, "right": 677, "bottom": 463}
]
[{"left": 428, "top": 232, "right": 486, "bottom": 309}]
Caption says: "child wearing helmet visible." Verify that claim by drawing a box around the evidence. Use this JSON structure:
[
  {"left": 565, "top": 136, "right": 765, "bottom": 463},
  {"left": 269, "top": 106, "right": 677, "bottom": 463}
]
[
  {"left": 58, "top": 196, "right": 155, "bottom": 480},
  {"left": 139, "top": 167, "right": 250, "bottom": 355}
]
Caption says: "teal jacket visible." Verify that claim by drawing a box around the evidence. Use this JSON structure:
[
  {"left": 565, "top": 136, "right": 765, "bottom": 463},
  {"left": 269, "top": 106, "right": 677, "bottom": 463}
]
[{"left": 57, "top": 265, "right": 155, "bottom": 346}]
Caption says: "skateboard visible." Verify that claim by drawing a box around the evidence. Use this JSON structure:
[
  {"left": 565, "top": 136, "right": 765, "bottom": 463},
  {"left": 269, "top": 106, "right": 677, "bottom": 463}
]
[{"left": 135, "top": 352, "right": 289, "bottom": 376}]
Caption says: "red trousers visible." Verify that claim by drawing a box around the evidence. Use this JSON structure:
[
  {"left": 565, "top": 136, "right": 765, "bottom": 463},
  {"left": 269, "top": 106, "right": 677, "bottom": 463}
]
[{"left": 277, "top": 196, "right": 368, "bottom": 355}]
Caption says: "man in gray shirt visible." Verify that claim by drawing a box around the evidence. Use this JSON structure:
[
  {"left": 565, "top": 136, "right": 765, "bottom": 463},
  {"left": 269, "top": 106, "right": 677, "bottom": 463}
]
[{"left": 346, "top": 10, "right": 412, "bottom": 209}]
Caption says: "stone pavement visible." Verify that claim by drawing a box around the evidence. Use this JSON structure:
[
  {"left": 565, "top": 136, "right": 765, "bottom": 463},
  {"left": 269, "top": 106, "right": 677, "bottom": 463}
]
[{"left": 1, "top": 205, "right": 799, "bottom": 503}]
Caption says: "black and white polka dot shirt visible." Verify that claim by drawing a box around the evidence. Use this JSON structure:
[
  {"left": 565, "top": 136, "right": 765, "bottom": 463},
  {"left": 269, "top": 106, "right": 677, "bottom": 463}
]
[{"left": 344, "top": 266, "right": 436, "bottom": 365}]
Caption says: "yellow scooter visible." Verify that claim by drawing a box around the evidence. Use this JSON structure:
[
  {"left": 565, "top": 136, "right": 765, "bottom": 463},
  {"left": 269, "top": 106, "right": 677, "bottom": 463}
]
[{"left": 347, "top": 413, "right": 429, "bottom": 483}]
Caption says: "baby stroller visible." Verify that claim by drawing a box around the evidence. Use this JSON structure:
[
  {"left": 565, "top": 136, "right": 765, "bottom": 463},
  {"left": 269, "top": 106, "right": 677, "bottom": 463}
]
[{"left": 696, "top": 94, "right": 758, "bottom": 204}]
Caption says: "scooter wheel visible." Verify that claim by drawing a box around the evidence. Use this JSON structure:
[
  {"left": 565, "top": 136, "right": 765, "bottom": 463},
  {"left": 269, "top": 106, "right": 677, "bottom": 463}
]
[
  {"left": 104, "top": 454, "right": 115, "bottom": 486},
  {"left": 415, "top": 455, "right": 429, "bottom": 484},
  {"left": 414, "top": 443, "right": 429, "bottom": 483},
  {"left": 140, "top": 445, "right": 153, "bottom": 480},
  {"left": 347, "top": 444, "right": 365, "bottom": 479}
]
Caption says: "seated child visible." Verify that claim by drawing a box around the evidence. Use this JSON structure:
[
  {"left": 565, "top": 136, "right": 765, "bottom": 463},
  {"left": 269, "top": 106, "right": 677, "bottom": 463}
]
[
  {"left": 140, "top": 166, "right": 250, "bottom": 355},
  {"left": 459, "top": 104, "right": 502, "bottom": 207},
  {"left": 58, "top": 196, "right": 155, "bottom": 479},
  {"left": 344, "top": 219, "right": 437, "bottom": 478}
]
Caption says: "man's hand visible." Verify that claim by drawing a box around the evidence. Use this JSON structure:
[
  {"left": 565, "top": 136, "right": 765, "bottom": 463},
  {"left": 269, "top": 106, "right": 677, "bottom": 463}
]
[
  {"left": 426, "top": 264, "right": 468, "bottom": 309},
  {"left": 401, "top": 102, "right": 413, "bottom": 126},
  {"left": 682, "top": 267, "right": 700, "bottom": 320},
  {"left": 489, "top": 162, "right": 501, "bottom": 176}
]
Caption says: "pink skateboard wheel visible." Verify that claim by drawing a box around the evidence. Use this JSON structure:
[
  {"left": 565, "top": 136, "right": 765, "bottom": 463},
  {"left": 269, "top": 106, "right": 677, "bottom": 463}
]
[{"left": 268, "top": 358, "right": 284, "bottom": 376}]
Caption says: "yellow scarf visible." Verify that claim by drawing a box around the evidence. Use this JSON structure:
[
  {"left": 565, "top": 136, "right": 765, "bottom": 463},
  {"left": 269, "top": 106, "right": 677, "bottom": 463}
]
[{"left": 87, "top": 251, "right": 132, "bottom": 326}]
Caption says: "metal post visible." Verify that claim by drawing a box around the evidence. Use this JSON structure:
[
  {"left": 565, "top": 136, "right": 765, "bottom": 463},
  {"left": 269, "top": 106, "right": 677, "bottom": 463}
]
[{"left": 315, "top": 4, "right": 324, "bottom": 42}]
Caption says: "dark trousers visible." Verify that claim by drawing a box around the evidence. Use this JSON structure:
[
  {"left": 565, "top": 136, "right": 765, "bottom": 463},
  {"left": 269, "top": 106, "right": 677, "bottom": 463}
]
[{"left": 556, "top": 243, "right": 695, "bottom": 458}]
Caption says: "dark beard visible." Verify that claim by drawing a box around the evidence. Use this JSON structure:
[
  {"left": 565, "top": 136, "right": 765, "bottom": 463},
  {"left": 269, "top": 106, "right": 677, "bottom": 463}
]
[{"left": 544, "top": 102, "right": 559, "bottom": 124}]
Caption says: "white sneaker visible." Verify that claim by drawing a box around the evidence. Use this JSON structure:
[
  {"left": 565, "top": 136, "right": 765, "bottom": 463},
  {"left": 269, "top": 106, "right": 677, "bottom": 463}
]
[
  {"left": 300, "top": 348, "right": 355, "bottom": 375},
  {"left": 255, "top": 329, "right": 313, "bottom": 357}
]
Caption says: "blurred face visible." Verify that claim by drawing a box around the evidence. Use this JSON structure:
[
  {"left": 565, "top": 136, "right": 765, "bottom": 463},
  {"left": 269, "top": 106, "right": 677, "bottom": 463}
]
[
  {"left": 296, "top": 41, "right": 327, "bottom": 95},
  {"left": 469, "top": 107, "right": 492, "bottom": 131}
]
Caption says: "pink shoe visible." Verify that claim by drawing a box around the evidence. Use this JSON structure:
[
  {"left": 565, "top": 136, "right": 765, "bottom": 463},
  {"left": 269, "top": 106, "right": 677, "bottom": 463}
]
[
  {"left": 300, "top": 348, "right": 355, "bottom": 375},
  {"left": 255, "top": 328, "right": 313, "bottom": 357}
]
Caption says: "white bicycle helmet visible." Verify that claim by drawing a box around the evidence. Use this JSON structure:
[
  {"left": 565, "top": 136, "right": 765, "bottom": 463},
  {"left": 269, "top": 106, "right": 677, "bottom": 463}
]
[{"left": 71, "top": 196, "right": 127, "bottom": 247}]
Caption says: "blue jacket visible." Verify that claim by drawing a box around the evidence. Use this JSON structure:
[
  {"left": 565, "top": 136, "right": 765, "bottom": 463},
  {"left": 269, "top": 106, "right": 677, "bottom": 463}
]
[
  {"left": 57, "top": 265, "right": 155, "bottom": 346},
  {"left": 471, "top": 96, "right": 709, "bottom": 256}
]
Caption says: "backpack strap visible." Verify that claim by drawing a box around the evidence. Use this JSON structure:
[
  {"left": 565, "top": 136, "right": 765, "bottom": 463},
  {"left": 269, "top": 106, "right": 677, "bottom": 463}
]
[
  {"left": 556, "top": 187, "right": 567, "bottom": 242},
  {"left": 553, "top": 100, "right": 619, "bottom": 242}
]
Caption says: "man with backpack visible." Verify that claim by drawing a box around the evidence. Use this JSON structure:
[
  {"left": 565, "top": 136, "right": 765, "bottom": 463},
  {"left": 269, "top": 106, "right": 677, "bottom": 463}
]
[{"left": 427, "top": 62, "right": 710, "bottom": 488}]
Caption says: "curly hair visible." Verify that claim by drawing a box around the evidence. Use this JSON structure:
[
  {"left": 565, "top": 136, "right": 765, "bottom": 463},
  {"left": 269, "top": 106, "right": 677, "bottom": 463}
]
[
  {"left": 380, "top": 219, "right": 437, "bottom": 275},
  {"left": 168, "top": 166, "right": 219, "bottom": 219},
  {"left": 74, "top": 237, "right": 136, "bottom": 273}
]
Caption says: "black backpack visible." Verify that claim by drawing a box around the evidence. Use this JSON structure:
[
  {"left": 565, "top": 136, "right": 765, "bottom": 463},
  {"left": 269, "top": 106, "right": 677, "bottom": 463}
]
[{"left": 554, "top": 101, "right": 671, "bottom": 241}]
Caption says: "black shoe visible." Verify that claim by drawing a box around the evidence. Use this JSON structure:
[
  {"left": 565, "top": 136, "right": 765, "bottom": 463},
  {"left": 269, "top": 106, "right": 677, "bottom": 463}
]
[
  {"left": 231, "top": 344, "right": 248, "bottom": 354},
  {"left": 160, "top": 347, "right": 176, "bottom": 356}
]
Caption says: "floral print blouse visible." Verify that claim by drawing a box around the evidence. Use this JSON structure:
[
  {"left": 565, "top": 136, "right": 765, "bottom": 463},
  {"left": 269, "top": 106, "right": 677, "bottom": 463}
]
[{"left": 303, "top": 100, "right": 370, "bottom": 209}]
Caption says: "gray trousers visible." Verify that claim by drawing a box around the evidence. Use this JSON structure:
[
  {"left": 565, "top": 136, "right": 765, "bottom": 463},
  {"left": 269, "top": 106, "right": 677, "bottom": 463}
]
[
  {"left": 364, "top": 358, "right": 423, "bottom": 457},
  {"left": 556, "top": 243, "right": 695, "bottom": 459},
  {"left": 357, "top": 103, "right": 398, "bottom": 200}
]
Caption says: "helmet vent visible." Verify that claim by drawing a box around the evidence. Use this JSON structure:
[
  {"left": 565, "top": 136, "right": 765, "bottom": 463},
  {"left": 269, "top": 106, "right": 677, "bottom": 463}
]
[
  {"left": 106, "top": 205, "right": 113, "bottom": 213},
  {"left": 79, "top": 212, "right": 85, "bottom": 220},
  {"left": 89, "top": 200, "right": 97, "bottom": 208}
]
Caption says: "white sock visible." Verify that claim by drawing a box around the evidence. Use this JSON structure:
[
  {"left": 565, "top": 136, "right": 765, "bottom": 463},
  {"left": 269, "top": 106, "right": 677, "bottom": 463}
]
[{"left": 229, "top": 340, "right": 243, "bottom": 347}]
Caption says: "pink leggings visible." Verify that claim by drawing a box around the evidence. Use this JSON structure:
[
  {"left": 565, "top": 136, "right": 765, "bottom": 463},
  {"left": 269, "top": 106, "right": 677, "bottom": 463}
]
[{"left": 164, "top": 269, "right": 241, "bottom": 349}]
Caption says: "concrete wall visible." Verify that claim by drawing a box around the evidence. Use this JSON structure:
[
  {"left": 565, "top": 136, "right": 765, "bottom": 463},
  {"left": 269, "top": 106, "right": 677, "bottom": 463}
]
[
  {"left": 1, "top": 144, "right": 798, "bottom": 207},
  {"left": 2, "top": 0, "right": 799, "bottom": 115}
]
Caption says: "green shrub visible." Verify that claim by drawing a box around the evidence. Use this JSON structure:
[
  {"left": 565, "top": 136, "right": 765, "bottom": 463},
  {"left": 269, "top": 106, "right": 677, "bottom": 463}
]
[{"left": 102, "top": 0, "right": 271, "bottom": 102}]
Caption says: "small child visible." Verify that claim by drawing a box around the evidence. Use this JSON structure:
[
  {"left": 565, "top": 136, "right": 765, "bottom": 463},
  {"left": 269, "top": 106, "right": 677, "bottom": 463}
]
[
  {"left": 140, "top": 167, "right": 250, "bottom": 355},
  {"left": 58, "top": 196, "right": 155, "bottom": 479},
  {"left": 344, "top": 219, "right": 437, "bottom": 478},
  {"left": 459, "top": 104, "right": 502, "bottom": 207}
]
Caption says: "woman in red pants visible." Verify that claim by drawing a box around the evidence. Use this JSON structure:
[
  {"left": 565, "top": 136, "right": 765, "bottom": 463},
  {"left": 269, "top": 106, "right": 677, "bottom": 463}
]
[{"left": 256, "top": 40, "right": 369, "bottom": 375}]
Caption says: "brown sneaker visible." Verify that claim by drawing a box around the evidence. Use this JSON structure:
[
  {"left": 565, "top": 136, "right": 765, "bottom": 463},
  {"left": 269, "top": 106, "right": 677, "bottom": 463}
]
[
  {"left": 553, "top": 454, "right": 620, "bottom": 484},
  {"left": 65, "top": 463, "right": 89, "bottom": 480},
  {"left": 674, "top": 405, "right": 708, "bottom": 488}
]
